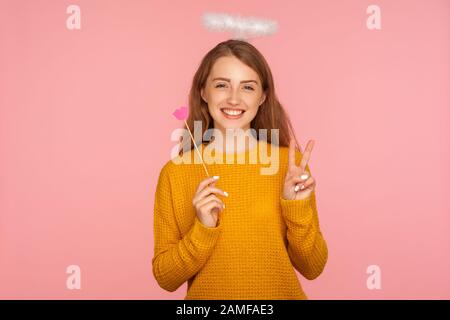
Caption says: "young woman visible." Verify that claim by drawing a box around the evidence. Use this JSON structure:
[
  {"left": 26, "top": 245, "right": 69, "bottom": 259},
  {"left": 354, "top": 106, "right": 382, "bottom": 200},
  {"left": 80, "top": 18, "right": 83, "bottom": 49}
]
[{"left": 152, "top": 39, "right": 328, "bottom": 300}]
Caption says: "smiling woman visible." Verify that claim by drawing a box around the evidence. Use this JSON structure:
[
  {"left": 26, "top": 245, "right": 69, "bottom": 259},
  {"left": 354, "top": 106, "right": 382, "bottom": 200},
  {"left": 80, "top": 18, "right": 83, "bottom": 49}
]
[
  {"left": 200, "top": 56, "right": 267, "bottom": 143},
  {"left": 152, "top": 39, "right": 328, "bottom": 300},
  {"left": 181, "top": 40, "right": 298, "bottom": 155}
]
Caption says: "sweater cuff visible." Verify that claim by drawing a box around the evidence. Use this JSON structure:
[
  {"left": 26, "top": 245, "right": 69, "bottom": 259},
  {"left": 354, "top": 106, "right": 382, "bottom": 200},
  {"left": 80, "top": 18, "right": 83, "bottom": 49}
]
[
  {"left": 280, "top": 195, "right": 315, "bottom": 224},
  {"left": 189, "top": 216, "right": 223, "bottom": 251}
]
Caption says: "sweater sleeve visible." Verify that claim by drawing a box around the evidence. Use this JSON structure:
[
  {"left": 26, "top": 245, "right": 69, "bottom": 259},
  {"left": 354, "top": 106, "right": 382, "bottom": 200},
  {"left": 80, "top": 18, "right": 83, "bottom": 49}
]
[
  {"left": 151, "top": 163, "right": 223, "bottom": 292},
  {"left": 280, "top": 165, "right": 328, "bottom": 280}
]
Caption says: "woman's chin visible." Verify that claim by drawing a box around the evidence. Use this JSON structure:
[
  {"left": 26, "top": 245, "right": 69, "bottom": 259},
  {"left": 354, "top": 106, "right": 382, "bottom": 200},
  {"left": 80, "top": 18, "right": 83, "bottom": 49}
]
[{"left": 221, "top": 123, "right": 248, "bottom": 132}]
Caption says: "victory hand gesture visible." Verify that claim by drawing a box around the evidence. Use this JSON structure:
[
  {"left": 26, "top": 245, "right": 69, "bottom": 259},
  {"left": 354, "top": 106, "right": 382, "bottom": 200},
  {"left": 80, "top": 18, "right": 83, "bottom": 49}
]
[{"left": 282, "top": 138, "right": 317, "bottom": 200}]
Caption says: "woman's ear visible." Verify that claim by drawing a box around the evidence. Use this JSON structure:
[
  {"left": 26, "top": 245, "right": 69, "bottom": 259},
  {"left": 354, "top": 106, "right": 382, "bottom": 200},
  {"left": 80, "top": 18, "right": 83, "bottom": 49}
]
[
  {"left": 201, "top": 88, "right": 207, "bottom": 103},
  {"left": 260, "top": 92, "right": 266, "bottom": 106}
]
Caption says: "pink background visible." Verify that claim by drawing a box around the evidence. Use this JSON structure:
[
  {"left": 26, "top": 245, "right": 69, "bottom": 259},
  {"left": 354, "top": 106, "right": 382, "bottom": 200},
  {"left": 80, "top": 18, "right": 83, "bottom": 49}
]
[{"left": 1, "top": 0, "right": 449, "bottom": 299}]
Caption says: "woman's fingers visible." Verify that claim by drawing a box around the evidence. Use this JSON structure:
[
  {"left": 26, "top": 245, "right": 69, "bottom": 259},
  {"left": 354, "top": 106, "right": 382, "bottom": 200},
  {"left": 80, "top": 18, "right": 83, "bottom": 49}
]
[
  {"left": 193, "top": 186, "right": 228, "bottom": 206},
  {"left": 288, "top": 138, "right": 315, "bottom": 172},
  {"left": 196, "top": 194, "right": 224, "bottom": 209},
  {"left": 289, "top": 175, "right": 308, "bottom": 185},
  {"left": 299, "top": 140, "right": 314, "bottom": 172},
  {"left": 285, "top": 170, "right": 309, "bottom": 184},
  {"left": 284, "top": 139, "right": 316, "bottom": 198},
  {"left": 199, "top": 197, "right": 225, "bottom": 214},
  {"left": 196, "top": 175, "right": 220, "bottom": 194},
  {"left": 288, "top": 138, "right": 296, "bottom": 169},
  {"left": 204, "top": 201, "right": 224, "bottom": 215},
  {"left": 294, "top": 176, "right": 315, "bottom": 192}
]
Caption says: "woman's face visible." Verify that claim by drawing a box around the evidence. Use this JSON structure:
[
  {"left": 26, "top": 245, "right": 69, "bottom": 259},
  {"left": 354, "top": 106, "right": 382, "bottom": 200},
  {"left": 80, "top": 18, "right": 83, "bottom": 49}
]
[{"left": 201, "top": 55, "right": 266, "bottom": 134}]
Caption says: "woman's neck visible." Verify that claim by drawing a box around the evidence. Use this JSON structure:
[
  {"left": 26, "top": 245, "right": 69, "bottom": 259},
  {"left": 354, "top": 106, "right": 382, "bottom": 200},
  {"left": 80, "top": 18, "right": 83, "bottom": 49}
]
[{"left": 209, "top": 129, "right": 258, "bottom": 154}]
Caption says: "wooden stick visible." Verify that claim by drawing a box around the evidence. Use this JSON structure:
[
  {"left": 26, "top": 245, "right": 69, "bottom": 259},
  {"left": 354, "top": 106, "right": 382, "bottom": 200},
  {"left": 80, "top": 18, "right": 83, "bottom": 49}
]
[{"left": 184, "top": 120, "right": 209, "bottom": 177}]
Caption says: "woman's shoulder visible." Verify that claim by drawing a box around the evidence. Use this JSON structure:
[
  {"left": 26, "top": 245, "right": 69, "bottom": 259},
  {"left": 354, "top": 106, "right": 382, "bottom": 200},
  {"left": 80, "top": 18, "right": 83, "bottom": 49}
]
[
  {"left": 158, "top": 148, "right": 198, "bottom": 177},
  {"left": 159, "top": 156, "right": 181, "bottom": 176}
]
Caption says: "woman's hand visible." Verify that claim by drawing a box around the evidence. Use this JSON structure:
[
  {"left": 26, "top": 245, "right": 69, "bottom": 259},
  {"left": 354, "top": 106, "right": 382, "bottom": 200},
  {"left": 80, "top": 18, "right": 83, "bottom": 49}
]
[
  {"left": 192, "top": 176, "right": 228, "bottom": 228},
  {"left": 282, "top": 138, "right": 317, "bottom": 200}
]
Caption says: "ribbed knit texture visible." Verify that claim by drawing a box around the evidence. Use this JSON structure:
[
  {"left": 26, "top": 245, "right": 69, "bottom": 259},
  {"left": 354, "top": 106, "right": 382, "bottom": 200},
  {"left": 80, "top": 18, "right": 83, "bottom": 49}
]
[{"left": 152, "top": 139, "right": 328, "bottom": 299}]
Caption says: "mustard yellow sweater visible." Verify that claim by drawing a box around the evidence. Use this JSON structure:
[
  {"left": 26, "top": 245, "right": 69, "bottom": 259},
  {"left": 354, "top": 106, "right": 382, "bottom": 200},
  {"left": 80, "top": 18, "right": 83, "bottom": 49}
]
[{"left": 152, "top": 139, "right": 328, "bottom": 299}]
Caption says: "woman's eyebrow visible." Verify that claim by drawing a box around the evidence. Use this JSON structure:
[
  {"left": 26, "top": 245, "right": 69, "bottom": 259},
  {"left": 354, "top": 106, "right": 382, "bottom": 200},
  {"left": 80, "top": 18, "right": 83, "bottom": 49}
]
[{"left": 212, "top": 77, "right": 258, "bottom": 84}]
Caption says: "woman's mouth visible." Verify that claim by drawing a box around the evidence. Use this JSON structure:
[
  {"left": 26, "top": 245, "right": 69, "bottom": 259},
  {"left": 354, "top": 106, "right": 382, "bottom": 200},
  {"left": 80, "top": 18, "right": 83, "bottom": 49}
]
[{"left": 220, "top": 108, "right": 245, "bottom": 120}]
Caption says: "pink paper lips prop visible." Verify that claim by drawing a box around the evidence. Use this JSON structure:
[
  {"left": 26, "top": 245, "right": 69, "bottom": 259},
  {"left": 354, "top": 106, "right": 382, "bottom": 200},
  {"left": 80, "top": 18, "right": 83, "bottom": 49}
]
[
  {"left": 172, "top": 105, "right": 210, "bottom": 177},
  {"left": 172, "top": 106, "right": 188, "bottom": 121}
]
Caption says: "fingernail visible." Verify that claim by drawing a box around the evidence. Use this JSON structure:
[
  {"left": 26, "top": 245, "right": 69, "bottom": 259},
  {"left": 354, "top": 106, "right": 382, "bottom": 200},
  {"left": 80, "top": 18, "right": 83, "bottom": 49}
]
[
  {"left": 300, "top": 174, "right": 309, "bottom": 180},
  {"left": 300, "top": 184, "right": 305, "bottom": 190},
  {"left": 223, "top": 203, "right": 225, "bottom": 208},
  {"left": 213, "top": 175, "right": 220, "bottom": 180},
  {"left": 294, "top": 185, "right": 300, "bottom": 192},
  {"left": 224, "top": 191, "right": 229, "bottom": 197}
]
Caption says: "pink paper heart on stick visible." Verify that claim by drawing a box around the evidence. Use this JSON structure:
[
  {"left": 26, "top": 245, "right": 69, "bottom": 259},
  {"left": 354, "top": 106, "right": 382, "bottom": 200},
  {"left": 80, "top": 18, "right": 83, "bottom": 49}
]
[
  {"left": 172, "top": 106, "right": 188, "bottom": 121},
  {"left": 172, "top": 105, "right": 210, "bottom": 177}
]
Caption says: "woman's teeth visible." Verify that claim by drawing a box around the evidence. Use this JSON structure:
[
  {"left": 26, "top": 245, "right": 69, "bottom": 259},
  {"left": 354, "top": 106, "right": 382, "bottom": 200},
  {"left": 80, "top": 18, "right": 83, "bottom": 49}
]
[{"left": 221, "top": 108, "right": 244, "bottom": 118}]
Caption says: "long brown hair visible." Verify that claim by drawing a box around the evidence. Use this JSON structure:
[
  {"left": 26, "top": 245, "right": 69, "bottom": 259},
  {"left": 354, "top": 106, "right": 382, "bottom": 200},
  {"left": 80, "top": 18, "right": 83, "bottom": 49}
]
[{"left": 179, "top": 39, "right": 301, "bottom": 156}]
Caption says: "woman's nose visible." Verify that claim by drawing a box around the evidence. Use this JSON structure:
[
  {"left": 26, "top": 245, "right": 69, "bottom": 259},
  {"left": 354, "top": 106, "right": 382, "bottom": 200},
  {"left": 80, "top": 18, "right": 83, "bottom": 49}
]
[{"left": 227, "top": 89, "right": 241, "bottom": 105}]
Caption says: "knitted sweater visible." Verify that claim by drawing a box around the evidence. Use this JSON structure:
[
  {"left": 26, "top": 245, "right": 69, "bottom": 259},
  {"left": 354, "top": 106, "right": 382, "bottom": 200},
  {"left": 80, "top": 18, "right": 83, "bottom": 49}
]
[{"left": 152, "top": 139, "right": 328, "bottom": 299}]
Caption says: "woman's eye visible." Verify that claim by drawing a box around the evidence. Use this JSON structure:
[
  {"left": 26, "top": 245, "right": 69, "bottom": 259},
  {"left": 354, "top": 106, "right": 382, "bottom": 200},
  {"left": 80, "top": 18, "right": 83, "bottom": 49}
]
[{"left": 214, "top": 83, "right": 254, "bottom": 90}]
